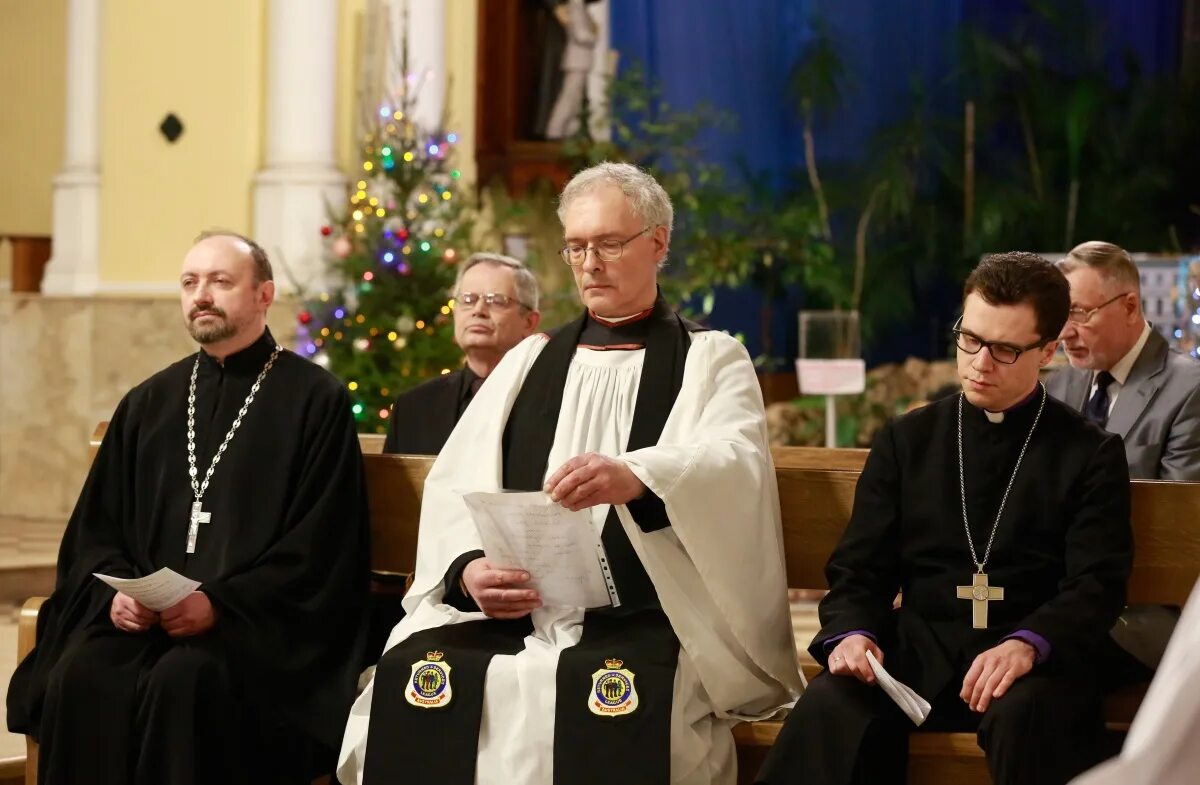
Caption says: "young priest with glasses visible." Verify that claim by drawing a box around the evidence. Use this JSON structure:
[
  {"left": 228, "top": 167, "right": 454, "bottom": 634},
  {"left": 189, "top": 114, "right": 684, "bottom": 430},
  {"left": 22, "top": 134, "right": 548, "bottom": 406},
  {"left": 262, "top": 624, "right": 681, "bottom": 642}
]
[{"left": 756, "top": 252, "right": 1132, "bottom": 785}]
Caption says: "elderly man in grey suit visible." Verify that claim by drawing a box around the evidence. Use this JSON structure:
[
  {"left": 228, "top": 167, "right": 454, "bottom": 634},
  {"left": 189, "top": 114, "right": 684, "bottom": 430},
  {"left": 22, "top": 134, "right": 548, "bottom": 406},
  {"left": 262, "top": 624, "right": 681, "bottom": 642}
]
[
  {"left": 1048, "top": 241, "right": 1200, "bottom": 480},
  {"left": 1047, "top": 240, "right": 1200, "bottom": 672}
]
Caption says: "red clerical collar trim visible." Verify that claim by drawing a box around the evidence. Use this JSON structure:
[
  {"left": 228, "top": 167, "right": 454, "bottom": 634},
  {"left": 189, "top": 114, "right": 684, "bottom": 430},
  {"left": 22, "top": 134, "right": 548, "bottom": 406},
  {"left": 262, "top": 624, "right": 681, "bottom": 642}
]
[
  {"left": 577, "top": 342, "right": 645, "bottom": 351},
  {"left": 588, "top": 306, "right": 655, "bottom": 328}
]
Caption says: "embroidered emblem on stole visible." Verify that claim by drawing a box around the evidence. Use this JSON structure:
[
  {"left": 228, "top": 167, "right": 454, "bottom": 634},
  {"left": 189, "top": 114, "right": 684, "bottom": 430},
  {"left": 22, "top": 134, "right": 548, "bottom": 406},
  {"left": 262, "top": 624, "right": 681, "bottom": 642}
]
[
  {"left": 589, "top": 658, "right": 639, "bottom": 717},
  {"left": 406, "top": 651, "right": 453, "bottom": 709}
]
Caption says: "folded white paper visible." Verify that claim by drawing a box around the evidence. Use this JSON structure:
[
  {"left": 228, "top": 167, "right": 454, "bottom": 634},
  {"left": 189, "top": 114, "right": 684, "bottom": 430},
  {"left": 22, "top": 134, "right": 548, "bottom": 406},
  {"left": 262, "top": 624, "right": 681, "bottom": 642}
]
[
  {"left": 463, "top": 491, "right": 615, "bottom": 609},
  {"left": 867, "top": 650, "right": 931, "bottom": 726},
  {"left": 94, "top": 568, "right": 201, "bottom": 612}
]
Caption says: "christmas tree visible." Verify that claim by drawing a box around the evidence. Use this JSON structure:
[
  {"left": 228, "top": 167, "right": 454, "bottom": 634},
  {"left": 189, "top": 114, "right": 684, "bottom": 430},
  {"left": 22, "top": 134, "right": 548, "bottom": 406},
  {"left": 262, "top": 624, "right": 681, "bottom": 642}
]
[{"left": 297, "top": 98, "right": 474, "bottom": 434}]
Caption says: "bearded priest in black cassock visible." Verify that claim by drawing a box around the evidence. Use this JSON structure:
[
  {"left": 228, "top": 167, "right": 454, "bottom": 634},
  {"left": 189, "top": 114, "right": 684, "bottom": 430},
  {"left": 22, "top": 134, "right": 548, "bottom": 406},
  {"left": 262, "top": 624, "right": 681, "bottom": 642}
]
[
  {"left": 756, "top": 252, "right": 1133, "bottom": 785},
  {"left": 339, "top": 163, "right": 803, "bottom": 785},
  {"left": 6, "top": 232, "right": 370, "bottom": 785}
]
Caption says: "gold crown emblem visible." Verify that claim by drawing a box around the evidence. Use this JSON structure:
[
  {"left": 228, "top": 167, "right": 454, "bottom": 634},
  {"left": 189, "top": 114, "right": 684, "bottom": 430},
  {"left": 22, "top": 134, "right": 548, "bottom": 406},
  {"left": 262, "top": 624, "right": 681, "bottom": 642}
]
[
  {"left": 605, "top": 658, "right": 623, "bottom": 669},
  {"left": 425, "top": 651, "right": 444, "bottom": 662}
]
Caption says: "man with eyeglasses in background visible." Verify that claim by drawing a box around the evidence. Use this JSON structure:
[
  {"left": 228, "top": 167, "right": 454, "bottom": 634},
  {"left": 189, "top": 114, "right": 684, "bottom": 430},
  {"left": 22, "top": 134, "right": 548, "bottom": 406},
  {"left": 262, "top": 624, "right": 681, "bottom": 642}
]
[
  {"left": 382, "top": 253, "right": 541, "bottom": 455},
  {"left": 1048, "top": 241, "right": 1200, "bottom": 481},
  {"left": 340, "top": 162, "right": 800, "bottom": 785},
  {"left": 757, "top": 252, "right": 1131, "bottom": 785},
  {"left": 1047, "top": 241, "right": 1200, "bottom": 680},
  {"left": 369, "top": 256, "right": 540, "bottom": 677}
]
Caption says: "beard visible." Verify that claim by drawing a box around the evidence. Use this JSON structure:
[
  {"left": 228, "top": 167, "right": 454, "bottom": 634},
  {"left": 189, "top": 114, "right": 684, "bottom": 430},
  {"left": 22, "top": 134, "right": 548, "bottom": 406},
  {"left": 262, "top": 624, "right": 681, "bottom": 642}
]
[{"left": 187, "top": 307, "right": 236, "bottom": 344}]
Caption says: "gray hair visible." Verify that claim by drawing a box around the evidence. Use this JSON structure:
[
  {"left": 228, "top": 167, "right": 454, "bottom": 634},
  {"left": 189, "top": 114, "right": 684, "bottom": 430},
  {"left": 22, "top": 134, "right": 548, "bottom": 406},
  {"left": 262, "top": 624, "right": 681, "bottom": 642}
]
[
  {"left": 452, "top": 252, "right": 540, "bottom": 311},
  {"left": 1057, "top": 241, "right": 1141, "bottom": 294},
  {"left": 557, "top": 162, "right": 674, "bottom": 254},
  {"left": 194, "top": 229, "right": 273, "bottom": 283}
]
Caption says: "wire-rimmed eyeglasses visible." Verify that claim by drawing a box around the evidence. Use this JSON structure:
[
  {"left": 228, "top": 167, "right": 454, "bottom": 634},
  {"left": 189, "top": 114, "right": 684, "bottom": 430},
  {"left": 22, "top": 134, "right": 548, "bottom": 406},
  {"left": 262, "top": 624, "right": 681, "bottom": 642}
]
[
  {"left": 456, "top": 291, "right": 528, "bottom": 310},
  {"left": 1065, "top": 292, "right": 1132, "bottom": 325},
  {"left": 559, "top": 226, "right": 655, "bottom": 266}
]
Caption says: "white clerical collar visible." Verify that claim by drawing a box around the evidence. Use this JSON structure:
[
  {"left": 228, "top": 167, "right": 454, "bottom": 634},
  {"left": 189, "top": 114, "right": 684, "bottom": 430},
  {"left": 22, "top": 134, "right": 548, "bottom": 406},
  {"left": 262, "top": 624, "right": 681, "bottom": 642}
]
[
  {"left": 981, "top": 385, "right": 1041, "bottom": 424},
  {"left": 1103, "top": 320, "right": 1152, "bottom": 387}
]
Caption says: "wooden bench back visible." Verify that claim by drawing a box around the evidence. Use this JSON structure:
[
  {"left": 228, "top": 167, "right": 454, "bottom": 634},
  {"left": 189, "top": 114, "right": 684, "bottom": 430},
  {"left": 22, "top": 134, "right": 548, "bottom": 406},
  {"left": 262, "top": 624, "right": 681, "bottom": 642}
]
[
  {"left": 355, "top": 449, "right": 1200, "bottom": 606},
  {"left": 88, "top": 424, "right": 1200, "bottom": 605}
]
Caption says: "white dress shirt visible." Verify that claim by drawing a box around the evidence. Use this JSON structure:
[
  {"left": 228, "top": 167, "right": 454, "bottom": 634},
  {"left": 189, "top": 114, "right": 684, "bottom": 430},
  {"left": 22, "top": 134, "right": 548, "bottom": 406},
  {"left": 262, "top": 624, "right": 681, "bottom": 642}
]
[{"left": 1089, "top": 321, "right": 1152, "bottom": 416}]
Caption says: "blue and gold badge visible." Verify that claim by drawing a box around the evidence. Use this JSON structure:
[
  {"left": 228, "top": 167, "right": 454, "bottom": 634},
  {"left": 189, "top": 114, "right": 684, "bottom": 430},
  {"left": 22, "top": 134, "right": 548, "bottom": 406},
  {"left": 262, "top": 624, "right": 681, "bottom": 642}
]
[
  {"left": 406, "top": 651, "right": 453, "bottom": 709},
  {"left": 589, "top": 658, "right": 639, "bottom": 717}
]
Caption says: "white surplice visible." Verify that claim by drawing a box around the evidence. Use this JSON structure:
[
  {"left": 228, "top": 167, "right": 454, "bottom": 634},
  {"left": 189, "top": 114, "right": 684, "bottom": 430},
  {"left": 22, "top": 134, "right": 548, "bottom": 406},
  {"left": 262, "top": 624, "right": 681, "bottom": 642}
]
[
  {"left": 339, "top": 329, "right": 803, "bottom": 785},
  {"left": 1070, "top": 578, "right": 1200, "bottom": 785}
]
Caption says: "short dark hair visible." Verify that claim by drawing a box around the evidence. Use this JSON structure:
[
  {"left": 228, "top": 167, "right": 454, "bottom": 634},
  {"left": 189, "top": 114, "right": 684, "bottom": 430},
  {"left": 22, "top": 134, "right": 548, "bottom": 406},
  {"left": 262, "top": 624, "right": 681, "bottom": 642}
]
[
  {"left": 195, "top": 230, "right": 273, "bottom": 283},
  {"left": 963, "top": 252, "right": 1070, "bottom": 341}
]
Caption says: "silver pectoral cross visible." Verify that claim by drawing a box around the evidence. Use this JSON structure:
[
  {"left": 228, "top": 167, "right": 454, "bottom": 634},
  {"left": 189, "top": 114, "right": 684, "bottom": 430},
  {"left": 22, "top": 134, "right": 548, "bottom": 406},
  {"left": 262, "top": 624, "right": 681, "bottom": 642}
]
[
  {"left": 187, "top": 500, "right": 211, "bottom": 554},
  {"left": 956, "top": 571, "right": 1004, "bottom": 629}
]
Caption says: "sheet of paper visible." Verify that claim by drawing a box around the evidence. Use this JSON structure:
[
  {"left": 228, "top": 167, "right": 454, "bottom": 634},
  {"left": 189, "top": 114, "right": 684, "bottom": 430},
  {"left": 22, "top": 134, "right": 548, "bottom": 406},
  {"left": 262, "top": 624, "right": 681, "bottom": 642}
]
[
  {"left": 94, "top": 568, "right": 201, "bottom": 612},
  {"left": 867, "top": 650, "right": 931, "bottom": 726},
  {"left": 463, "top": 491, "right": 614, "bottom": 609}
]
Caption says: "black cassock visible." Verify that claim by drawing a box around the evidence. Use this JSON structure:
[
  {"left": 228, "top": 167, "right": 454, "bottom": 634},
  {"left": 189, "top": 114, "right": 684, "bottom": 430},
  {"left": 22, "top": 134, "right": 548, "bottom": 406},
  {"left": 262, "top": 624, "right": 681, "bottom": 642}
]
[
  {"left": 372, "top": 367, "right": 480, "bottom": 661},
  {"left": 6, "top": 329, "right": 370, "bottom": 785},
  {"left": 381, "top": 366, "right": 480, "bottom": 456},
  {"left": 757, "top": 389, "right": 1132, "bottom": 785}
]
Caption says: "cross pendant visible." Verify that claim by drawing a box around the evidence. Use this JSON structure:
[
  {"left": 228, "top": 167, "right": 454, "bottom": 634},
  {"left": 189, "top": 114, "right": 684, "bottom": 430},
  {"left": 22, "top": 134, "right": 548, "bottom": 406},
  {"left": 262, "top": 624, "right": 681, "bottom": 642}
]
[
  {"left": 187, "top": 500, "right": 211, "bottom": 554},
  {"left": 956, "top": 571, "right": 1004, "bottom": 629}
]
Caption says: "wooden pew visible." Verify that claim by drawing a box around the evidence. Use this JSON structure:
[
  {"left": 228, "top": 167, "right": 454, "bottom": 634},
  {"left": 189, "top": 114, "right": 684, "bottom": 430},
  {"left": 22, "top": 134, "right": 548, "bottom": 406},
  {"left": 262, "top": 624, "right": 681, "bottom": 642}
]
[
  {"left": 351, "top": 450, "right": 1200, "bottom": 784},
  {"left": 20, "top": 433, "right": 1200, "bottom": 784}
]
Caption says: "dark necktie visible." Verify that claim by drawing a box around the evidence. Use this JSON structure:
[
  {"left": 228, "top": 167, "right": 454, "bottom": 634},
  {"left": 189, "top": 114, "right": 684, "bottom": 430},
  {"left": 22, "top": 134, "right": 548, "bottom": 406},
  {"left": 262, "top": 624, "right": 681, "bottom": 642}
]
[{"left": 1084, "top": 370, "right": 1115, "bottom": 426}]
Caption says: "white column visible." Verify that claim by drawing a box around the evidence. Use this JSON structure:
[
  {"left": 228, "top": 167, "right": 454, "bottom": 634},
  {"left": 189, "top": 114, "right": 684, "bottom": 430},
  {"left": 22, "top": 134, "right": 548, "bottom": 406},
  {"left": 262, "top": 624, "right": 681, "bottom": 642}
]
[
  {"left": 394, "top": 0, "right": 446, "bottom": 132},
  {"left": 586, "top": 0, "right": 613, "bottom": 141},
  {"left": 41, "top": 0, "right": 103, "bottom": 296},
  {"left": 253, "top": 0, "right": 345, "bottom": 295}
]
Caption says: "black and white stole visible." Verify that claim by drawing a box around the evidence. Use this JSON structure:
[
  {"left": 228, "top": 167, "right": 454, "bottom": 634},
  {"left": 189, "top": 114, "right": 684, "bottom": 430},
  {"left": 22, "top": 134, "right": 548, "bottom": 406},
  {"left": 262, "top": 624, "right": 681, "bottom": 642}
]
[{"left": 365, "top": 298, "right": 704, "bottom": 785}]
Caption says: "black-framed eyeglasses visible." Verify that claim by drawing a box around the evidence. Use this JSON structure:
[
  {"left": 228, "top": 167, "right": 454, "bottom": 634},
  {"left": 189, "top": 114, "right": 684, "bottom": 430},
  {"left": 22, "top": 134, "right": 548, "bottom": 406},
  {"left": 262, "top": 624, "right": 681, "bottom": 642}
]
[
  {"left": 559, "top": 226, "right": 654, "bottom": 266},
  {"left": 456, "top": 291, "right": 528, "bottom": 310},
  {"left": 952, "top": 316, "right": 1047, "bottom": 365},
  {"left": 1066, "top": 292, "right": 1132, "bottom": 325}
]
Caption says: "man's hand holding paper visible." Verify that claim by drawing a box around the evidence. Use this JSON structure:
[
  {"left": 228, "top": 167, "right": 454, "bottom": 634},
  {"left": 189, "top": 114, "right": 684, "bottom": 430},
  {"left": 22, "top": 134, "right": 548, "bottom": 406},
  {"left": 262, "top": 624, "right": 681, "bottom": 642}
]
[
  {"left": 462, "top": 560, "right": 542, "bottom": 619},
  {"left": 463, "top": 490, "right": 613, "bottom": 610},
  {"left": 543, "top": 451, "right": 646, "bottom": 511}
]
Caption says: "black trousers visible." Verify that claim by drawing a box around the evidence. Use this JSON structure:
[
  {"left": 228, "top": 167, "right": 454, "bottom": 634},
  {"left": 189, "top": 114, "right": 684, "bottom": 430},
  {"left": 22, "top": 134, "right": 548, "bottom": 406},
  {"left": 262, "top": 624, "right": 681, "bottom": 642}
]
[
  {"left": 38, "top": 629, "right": 314, "bottom": 785},
  {"left": 755, "top": 671, "right": 1106, "bottom": 785}
]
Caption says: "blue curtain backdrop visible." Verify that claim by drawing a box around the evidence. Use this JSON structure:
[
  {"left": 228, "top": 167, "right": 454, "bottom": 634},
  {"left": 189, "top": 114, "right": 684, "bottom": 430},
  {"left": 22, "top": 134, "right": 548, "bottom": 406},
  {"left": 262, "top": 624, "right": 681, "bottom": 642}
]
[{"left": 609, "top": 0, "right": 1182, "bottom": 365}]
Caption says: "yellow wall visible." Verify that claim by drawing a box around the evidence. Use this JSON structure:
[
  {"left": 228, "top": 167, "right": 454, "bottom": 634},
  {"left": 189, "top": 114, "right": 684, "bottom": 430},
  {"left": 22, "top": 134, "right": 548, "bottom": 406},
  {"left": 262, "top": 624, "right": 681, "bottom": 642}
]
[
  {"left": 445, "top": 0, "right": 478, "bottom": 187},
  {"left": 335, "top": 0, "right": 478, "bottom": 184},
  {"left": 0, "top": 0, "right": 66, "bottom": 239},
  {"left": 1, "top": 0, "right": 478, "bottom": 290},
  {"left": 335, "top": 0, "right": 366, "bottom": 175},
  {"left": 99, "top": 0, "right": 266, "bottom": 287}
]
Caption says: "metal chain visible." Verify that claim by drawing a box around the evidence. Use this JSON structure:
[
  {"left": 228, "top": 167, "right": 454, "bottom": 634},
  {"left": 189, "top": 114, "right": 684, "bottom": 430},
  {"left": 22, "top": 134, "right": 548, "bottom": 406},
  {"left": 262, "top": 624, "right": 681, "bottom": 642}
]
[
  {"left": 957, "top": 383, "right": 1046, "bottom": 573},
  {"left": 187, "top": 345, "right": 282, "bottom": 502}
]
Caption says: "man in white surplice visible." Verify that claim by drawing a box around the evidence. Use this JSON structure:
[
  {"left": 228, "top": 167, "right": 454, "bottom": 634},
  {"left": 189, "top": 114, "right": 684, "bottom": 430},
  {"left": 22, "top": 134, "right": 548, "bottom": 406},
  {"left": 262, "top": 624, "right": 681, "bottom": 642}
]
[
  {"left": 1069, "top": 577, "right": 1200, "bottom": 785},
  {"left": 339, "top": 162, "right": 803, "bottom": 785}
]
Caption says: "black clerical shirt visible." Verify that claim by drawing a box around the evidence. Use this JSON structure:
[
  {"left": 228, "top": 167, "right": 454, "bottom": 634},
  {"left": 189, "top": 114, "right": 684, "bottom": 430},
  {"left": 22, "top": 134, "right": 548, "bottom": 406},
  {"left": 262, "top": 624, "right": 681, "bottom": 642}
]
[
  {"left": 813, "top": 390, "right": 1132, "bottom": 699},
  {"left": 383, "top": 366, "right": 481, "bottom": 455}
]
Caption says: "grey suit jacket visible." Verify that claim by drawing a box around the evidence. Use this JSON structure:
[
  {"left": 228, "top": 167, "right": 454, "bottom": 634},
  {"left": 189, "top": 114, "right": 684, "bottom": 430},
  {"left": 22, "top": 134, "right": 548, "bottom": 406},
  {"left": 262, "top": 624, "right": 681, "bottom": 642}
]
[{"left": 1046, "top": 330, "right": 1200, "bottom": 481}]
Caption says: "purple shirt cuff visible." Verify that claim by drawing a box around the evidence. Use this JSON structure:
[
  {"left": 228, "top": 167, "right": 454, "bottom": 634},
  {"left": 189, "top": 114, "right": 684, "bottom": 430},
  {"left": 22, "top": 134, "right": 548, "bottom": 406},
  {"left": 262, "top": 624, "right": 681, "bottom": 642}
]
[
  {"left": 1003, "top": 630, "right": 1050, "bottom": 664},
  {"left": 823, "top": 629, "right": 877, "bottom": 655}
]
